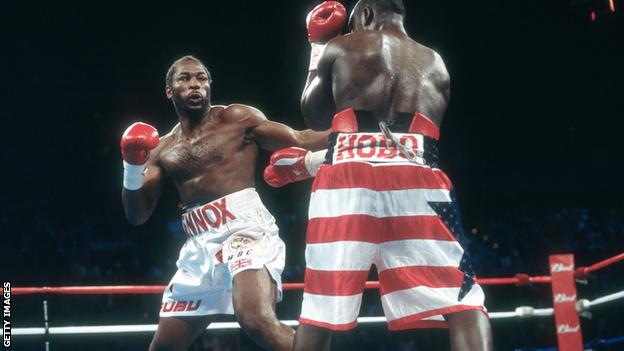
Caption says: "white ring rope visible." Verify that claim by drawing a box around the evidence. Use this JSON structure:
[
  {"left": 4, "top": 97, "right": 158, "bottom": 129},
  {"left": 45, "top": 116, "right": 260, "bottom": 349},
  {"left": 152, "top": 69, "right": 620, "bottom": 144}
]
[
  {"left": 586, "top": 289, "right": 624, "bottom": 307},
  {"left": 11, "top": 290, "right": 624, "bottom": 336}
]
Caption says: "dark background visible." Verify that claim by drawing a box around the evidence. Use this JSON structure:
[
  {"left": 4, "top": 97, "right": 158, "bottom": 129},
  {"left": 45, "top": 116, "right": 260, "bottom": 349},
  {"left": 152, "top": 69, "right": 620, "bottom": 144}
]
[{"left": 3, "top": 0, "right": 623, "bottom": 350}]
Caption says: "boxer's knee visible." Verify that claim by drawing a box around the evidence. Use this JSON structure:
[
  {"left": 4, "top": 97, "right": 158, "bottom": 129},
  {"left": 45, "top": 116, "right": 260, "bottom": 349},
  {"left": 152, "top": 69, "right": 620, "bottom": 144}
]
[
  {"left": 236, "top": 305, "right": 281, "bottom": 337},
  {"left": 293, "top": 324, "right": 333, "bottom": 351},
  {"left": 232, "top": 268, "right": 279, "bottom": 332}
]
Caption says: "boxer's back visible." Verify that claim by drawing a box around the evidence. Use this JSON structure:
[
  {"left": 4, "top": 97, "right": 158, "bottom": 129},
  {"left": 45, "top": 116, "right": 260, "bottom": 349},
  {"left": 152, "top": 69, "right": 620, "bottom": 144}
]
[{"left": 331, "top": 29, "right": 450, "bottom": 126}]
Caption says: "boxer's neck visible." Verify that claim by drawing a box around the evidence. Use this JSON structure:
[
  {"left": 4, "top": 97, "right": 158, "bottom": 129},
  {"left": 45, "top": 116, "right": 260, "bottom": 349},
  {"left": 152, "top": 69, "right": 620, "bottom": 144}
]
[
  {"left": 177, "top": 104, "right": 213, "bottom": 135},
  {"left": 372, "top": 16, "right": 406, "bottom": 34}
]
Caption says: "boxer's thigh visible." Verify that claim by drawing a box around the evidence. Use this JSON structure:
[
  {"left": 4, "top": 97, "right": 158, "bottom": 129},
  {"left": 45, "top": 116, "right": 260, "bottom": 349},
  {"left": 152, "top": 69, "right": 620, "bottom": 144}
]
[
  {"left": 231, "top": 267, "right": 278, "bottom": 317},
  {"left": 225, "top": 226, "right": 282, "bottom": 315}
]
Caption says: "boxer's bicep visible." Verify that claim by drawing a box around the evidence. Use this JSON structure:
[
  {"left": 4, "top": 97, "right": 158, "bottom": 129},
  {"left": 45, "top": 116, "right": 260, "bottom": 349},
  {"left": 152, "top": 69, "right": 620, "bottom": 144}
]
[
  {"left": 252, "top": 120, "right": 302, "bottom": 152},
  {"left": 241, "top": 104, "right": 327, "bottom": 151},
  {"left": 254, "top": 120, "right": 330, "bottom": 152}
]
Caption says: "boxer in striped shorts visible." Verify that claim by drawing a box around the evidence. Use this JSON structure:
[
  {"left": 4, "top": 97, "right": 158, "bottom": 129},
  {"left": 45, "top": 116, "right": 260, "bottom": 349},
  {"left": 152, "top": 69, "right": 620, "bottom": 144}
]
[{"left": 263, "top": 1, "right": 493, "bottom": 350}]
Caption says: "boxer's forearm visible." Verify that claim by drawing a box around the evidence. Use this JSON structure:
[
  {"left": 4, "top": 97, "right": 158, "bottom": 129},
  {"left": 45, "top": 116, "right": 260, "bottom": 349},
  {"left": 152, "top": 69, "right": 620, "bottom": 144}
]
[
  {"left": 122, "top": 188, "right": 158, "bottom": 226},
  {"left": 121, "top": 166, "right": 162, "bottom": 226},
  {"left": 302, "top": 1, "right": 346, "bottom": 130},
  {"left": 304, "top": 70, "right": 318, "bottom": 88},
  {"left": 300, "top": 72, "right": 318, "bottom": 115},
  {"left": 295, "top": 129, "right": 330, "bottom": 151},
  {"left": 301, "top": 41, "right": 341, "bottom": 130},
  {"left": 120, "top": 122, "right": 162, "bottom": 225}
]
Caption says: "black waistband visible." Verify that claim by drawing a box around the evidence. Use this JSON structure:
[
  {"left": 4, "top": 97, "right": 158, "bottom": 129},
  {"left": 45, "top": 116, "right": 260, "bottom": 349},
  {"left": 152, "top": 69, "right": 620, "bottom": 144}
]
[
  {"left": 325, "top": 132, "right": 439, "bottom": 167},
  {"left": 325, "top": 109, "right": 440, "bottom": 166}
]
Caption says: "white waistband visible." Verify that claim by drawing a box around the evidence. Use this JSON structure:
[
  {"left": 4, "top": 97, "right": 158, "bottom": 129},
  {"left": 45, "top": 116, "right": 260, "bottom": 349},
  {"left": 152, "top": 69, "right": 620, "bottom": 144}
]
[
  {"left": 180, "top": 188, "right": 263, "bottom": 237},
  {"left": 182, "top": 188, "right": 260, "bottom": 214}
]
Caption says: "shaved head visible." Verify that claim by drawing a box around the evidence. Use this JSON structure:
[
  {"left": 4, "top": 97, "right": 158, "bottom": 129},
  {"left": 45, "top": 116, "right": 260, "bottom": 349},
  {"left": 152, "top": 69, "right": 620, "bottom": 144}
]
[
  {"left": 349, "top": 0, "right": 406, "bottom": 32},
  {"left": 352, "top": 0, "right": 406, "bottom": 17}
]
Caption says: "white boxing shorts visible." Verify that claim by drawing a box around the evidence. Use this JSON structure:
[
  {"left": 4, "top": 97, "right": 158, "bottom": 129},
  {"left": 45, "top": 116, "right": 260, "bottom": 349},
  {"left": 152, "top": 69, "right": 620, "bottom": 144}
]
[
  {"left": 299, "top": 108, "right": 487, "bottom": 331},
  {"left": 160, "top": 188, "right": 285, "bottom": 317}
]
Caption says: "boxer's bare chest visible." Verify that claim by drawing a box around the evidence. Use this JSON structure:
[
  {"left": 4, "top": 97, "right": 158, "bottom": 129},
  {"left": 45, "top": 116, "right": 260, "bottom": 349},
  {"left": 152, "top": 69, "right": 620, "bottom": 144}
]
[{"left": 158, "top": 120, "right": 251, "bottom": 181}]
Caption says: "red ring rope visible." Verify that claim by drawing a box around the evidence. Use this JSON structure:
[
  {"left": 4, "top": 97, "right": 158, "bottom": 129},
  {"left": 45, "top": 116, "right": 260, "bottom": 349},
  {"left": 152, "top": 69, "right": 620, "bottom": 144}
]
[{"left": 11, "top": 253, "right": 622, "bottom": 296}]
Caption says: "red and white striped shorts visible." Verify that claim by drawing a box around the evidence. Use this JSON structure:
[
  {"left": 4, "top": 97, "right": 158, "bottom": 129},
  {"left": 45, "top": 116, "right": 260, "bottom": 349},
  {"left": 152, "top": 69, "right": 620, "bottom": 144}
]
[{"left": 299, "top": 137, "right": 486, "bottom": 331}]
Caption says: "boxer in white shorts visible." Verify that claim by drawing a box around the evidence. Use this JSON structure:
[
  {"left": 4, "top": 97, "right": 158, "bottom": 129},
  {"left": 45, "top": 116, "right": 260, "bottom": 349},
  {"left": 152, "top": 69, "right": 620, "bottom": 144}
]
[
  {"left": 160, "top": 188, "right": 286, "bottom": 317},
  {"left": 120, "top": 55, "right": 328, "bottom": 351}
]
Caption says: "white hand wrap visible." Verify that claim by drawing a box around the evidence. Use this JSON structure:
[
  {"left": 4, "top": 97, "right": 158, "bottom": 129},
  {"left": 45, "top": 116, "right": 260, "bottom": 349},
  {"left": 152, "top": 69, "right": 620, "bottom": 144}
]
[
  {"left": 304, "top": 149, "right": 327, "bottom": 176},
  {"left": 309, "top": 43, "right": 326, "bottom": 71},
  {"left": 123, "top": 161, "right": 146, "bottom": 191}
]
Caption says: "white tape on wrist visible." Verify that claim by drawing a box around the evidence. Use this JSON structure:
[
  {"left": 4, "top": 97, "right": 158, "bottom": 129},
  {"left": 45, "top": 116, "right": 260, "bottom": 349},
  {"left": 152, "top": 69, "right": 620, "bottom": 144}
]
[
  {"left": 123, "top": 161, "right": 146, "bottom": 191},
  {"left": 304, "top": 149, "right": 327, "bottom": 176},
  {"left": 309, "top": 43, "right": 326, "bottom": 71}
]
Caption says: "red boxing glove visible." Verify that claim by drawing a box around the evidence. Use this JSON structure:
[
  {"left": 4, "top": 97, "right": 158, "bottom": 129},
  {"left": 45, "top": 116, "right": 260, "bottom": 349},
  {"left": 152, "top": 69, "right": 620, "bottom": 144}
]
[
  {"left": 120, "top": 122, "right": 159, "bottom": 165},
  {"left": 264, "top": 147, "right": 314, "bottom": 188},
  {"left": 306, "top": 1, "right": 347, "bottom": 43}
]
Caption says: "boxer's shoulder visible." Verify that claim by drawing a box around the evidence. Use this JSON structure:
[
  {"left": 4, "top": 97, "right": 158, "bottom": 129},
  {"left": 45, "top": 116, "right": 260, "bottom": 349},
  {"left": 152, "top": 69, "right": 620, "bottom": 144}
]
[
  {"left": 409, "top": 39, "right": 443, "bottom": 63},
  {"left": 220, "top": 103, "right": 267, "bottom": 126},
  {"left": 324, "top": 31, "right": 385, "bottom": 62},
  {"left": 335, "top": 30, "right": 383, "bottom": 48},
  {"left": 165, "top": 123, "right": 185, "bottom": 141}
]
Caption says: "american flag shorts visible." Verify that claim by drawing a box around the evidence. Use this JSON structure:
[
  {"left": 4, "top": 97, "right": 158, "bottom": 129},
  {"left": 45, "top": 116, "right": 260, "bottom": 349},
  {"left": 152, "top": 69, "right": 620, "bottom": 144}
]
[{"left": 299, "top": 158, "right": 486, "bottom": 331}]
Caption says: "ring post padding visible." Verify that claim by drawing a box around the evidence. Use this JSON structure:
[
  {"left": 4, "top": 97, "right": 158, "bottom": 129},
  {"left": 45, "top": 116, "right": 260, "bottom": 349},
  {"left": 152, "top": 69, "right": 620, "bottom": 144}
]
[{"left": 549, "top": 254, "right": 583, "bottom": 351}]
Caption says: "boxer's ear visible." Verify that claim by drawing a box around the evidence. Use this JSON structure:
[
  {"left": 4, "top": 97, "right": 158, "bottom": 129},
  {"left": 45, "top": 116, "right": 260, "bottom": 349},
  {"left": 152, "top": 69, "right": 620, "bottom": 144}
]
[
  {"left": 165, "top": 86, "right": 173, "bottom": 99},
  {"left": 364, "top": 7, "right": 374, "bottom": 28}
]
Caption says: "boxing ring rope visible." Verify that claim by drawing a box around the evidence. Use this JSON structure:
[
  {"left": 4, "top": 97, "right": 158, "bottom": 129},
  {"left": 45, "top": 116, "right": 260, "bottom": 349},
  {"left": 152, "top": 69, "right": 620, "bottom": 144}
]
[
  {"left": 9, "top": 252, "right": 624, "bottom": 343},
  {"left": 12, "top": 289, "right": 624, "bottom": 336},
  {"left": 13, "top": 252, "right": 624, "bottom": 296},
  {"left": 11, "top": 280, "right": 547, "bottom": 296}
]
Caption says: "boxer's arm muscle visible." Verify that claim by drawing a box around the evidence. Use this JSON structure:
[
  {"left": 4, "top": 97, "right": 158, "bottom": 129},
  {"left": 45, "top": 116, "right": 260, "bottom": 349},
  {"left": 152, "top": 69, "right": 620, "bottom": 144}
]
[
  {"left": 295, "top": 128, "right": 331, "bottom": 151},
  {"left": 238, "top": 106, "right": 329, "bottom": 152},
  {"left": 254, "top": 120, "right": 330, "bottom": 152},
  {"left": 121, "top": 145, "right": 165, "bottom": 226},
  {"left": 301, "top": 42, "right": 341, "bottom": 130}
]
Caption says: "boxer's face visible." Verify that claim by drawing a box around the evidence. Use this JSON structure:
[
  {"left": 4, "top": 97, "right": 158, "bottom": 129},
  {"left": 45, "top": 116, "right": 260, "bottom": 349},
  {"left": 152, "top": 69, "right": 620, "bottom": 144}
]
[{"left": 167, "top": 60, "right": 211, "bottom": 111}]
